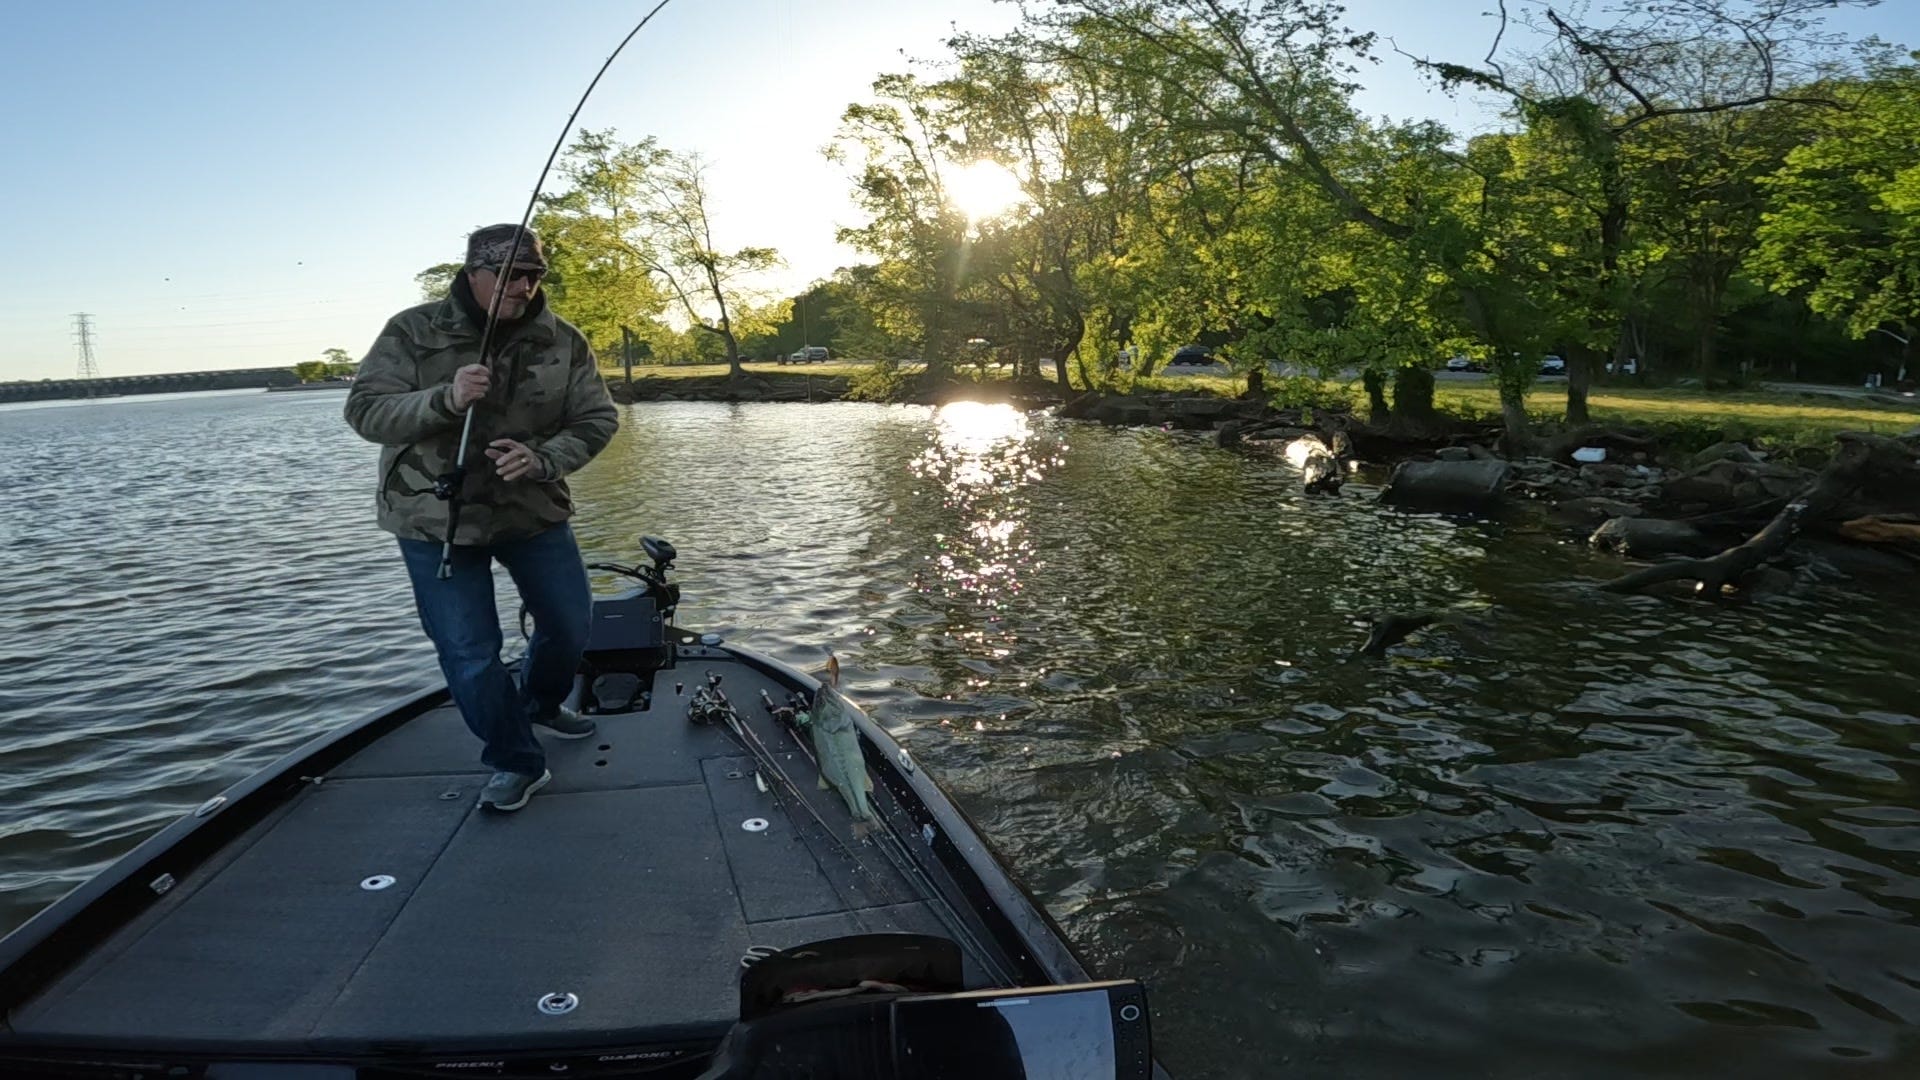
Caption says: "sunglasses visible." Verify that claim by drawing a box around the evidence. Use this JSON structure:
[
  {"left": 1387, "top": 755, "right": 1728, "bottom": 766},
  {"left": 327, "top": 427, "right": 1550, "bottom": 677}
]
[{"left": 482, "top": 265, "right": 547, "bottom": 285}]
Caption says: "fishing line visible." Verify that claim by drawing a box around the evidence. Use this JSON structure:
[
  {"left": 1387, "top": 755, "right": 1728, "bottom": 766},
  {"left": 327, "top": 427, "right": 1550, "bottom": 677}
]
[{"left": 435, "top": 0, "right": 678, "bottom": 579}]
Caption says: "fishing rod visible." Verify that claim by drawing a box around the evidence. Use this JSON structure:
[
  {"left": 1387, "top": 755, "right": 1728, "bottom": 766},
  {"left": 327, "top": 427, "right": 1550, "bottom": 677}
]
[
  {"left": 742, "top": 678, "right": 1019, "bottom": 987},
  {"left": 434, "top": 0, "right": 677, "bottom": 580},
  {"left": 688, "top": 671, "right": 888, "bottom": 941}
]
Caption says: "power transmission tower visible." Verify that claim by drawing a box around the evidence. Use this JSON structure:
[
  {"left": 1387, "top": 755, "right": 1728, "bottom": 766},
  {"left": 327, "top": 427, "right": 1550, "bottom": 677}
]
[{"left": 72, "top": 313, "right": 101, "bottom": 379}]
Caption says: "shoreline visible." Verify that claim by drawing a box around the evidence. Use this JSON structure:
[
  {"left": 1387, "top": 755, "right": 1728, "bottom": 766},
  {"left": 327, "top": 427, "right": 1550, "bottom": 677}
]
[{"left": 602, "top": 371, "right": 1918, "bottom": 584}]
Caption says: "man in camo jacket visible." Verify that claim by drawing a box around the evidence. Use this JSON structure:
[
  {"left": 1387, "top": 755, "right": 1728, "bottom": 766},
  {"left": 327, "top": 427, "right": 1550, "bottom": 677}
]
[{"left": 345, "top": 223, "right": 617, "bottom": 812}]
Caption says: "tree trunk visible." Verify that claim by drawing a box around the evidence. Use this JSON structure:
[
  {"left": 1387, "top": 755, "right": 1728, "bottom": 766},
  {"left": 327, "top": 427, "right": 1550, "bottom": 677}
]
[
  {"left": 1566, "top": 346, "right": 1593, "bottom": 424},
  {"left": 1498, "top": 384, "right": 1531, "bottom": 454},
  {"left": 1696, "top": 315, "right": 1717, "bottom": 387},
  {"left": 1363, "top": 369, "right": 1390, "bottom": 426},
  {"left": 1391, "top": 364, "right": 1436, "bottom": 426},
  {"left": 723, "top": 328, "right": 744, "bottom": 380},
  {"left": 1588, "top": 179, "right": 1629, "bottom": 399},
  {"left": 1244, "top": 366, "right": 1266, "bottom": 400}
]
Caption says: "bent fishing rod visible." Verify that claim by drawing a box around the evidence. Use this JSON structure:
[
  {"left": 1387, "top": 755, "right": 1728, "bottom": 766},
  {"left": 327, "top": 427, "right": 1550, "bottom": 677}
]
[{"left": 434, "top": 0, "right": 676, "bottom": 579}]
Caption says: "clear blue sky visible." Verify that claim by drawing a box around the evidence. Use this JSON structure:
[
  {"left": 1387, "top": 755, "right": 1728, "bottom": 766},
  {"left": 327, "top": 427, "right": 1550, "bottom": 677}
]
[{"left": 0, "top": 1, "right": 1908, "bottom": 380}]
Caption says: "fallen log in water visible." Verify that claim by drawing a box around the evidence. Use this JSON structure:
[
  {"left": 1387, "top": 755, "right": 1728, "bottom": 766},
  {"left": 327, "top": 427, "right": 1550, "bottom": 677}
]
[{"left": 1602, "top": 432, "right": 1920, "bottom": 596}]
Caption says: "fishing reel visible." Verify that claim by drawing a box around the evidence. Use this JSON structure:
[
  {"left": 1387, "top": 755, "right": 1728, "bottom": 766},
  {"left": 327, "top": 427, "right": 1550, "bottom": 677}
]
[
  {"left": 688, "top": 671, "right": 735, "bottom": 726},
  {"left": 759, "top": 689, "right": 813, "bottom": 732},
  {"left": 431, "top": 466, "right": 464, "bottom": 501}
]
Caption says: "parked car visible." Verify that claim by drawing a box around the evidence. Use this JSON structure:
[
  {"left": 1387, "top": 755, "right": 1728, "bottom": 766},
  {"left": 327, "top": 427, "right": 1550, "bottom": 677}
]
[
  {"left": 1169, "top": 345, "right": 1215, "bottom": 366},
  {"left": 1445, "top": 355, "right": 1475, "bottom": 372},
  {"left": 780, "top": 346, "right": 830, "bottom": 364},
  {"left": 1538, "top": 355, "right": 1566, "bottom": 376}
]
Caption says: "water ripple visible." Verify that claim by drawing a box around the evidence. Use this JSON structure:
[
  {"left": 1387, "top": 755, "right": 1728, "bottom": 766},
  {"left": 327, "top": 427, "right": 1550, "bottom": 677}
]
[{"left": 2, "top": 393, "right": 1919, "bottom": 1078}]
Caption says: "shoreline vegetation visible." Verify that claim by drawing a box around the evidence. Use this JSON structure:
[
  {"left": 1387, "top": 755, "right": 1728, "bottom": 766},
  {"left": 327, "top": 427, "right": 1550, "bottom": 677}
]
[
  {"left": 604, "top": 360, "right": 1920, "bottom": 441},
  {"left": 604, "top": 360, "right": 1920, "bottom": 596}
]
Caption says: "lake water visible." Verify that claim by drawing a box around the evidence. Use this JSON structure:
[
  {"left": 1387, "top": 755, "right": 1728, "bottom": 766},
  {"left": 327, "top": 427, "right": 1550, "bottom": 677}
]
[{"left": 3, "top": 389, "right": 1918, "bottom": 1078}]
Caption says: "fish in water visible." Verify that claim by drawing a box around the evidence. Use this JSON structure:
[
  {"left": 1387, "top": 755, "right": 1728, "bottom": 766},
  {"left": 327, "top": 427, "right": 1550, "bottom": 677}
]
[{"left": 809, "top": 687, "right": 876, "bottom": 836}]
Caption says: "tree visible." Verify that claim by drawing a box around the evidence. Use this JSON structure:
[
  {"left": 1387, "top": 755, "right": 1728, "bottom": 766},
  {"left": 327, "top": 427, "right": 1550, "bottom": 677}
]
[
  {"left": 414, "top": 262, "right": 462, "bottom": 302},
  {"left": 412, "top": 132, "right": 779, "bottom": 375},
  {"left": 533, "top": 130, "right": 671, "bottom": 360},
  {"left": 296, "top": 347, "right": 359, "bottom": 383},
  {"left": 830, "top": 74, "right": 975, "bottom": 376},
  {"left": 641, "top": 152, "right": 780, "bottom": 379},
  {"left": 1417, "top": 0, "right": 1878, "bottom": 410},
  {"left": 322, "top": 347, "right": 357, "bottom": 377},
  {"left": 1626, "top": 105, "right": 1812, "bottom": 384},
  {"left": 1006, "top": 0, "right": 1536, "bottom": 437},
  {"left": 1753, "top": 63, "right": 1920, "bottom": 383}
]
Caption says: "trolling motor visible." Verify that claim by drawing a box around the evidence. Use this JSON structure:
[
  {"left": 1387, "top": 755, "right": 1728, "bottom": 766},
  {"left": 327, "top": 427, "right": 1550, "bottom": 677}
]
[
  {"left": 586, "top": 534, "right": 681, "bottom": 620},
  {"left": 531, "top": 535, "right": 680, "bottom": 712}
]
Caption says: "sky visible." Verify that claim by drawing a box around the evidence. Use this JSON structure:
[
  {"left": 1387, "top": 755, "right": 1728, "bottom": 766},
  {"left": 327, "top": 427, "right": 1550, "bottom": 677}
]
[{"left": 0, "top": 0, "right": 1910, "bottom": 381}]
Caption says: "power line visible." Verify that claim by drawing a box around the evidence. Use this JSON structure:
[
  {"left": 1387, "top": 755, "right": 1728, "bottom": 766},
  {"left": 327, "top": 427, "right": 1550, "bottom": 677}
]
[{"left": 72, "top": 313, "right": 100, "bottom": 379}]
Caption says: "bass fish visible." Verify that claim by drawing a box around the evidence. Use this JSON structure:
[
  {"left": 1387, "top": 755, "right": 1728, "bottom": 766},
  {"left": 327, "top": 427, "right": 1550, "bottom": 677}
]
[{"left": 807, "top": 687, "right": 876, "bottom": 835}]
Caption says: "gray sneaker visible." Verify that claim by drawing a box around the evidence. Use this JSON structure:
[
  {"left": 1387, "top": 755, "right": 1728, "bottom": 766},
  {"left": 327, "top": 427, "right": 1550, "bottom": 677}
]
[
  {"left": 533, "top": 705, "right": 595, "bottom": 740},
  {"left": 479, "top": 768, "right": 551, "bottom": 812}
]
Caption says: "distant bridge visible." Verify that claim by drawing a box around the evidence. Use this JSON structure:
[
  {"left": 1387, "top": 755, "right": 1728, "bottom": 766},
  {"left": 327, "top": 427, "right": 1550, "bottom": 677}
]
[{"left": 0, "top": 367, "right": 300, "bottom": 404}]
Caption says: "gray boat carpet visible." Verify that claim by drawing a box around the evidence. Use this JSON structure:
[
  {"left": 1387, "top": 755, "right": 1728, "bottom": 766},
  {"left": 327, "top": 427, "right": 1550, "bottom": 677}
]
[
  {"left": 317, "top": 783, "right": 745, "bottom": 1042},
  {"left": 14, "top": 774, "right": 475, "bottom": 1039},
  {"left": 12, "top": 658, "right": 989, "bottom": 1046}
]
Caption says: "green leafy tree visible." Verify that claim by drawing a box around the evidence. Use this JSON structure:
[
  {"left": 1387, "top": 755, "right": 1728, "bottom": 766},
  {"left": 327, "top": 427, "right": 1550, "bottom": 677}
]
[
  {"left": 1753, "top": 64, "right": 1920, "bottom": 382},
  {"left": 532, "top": 130, "right": 671, "bottom": 361},
  {"left": 829, "top": 74, "right": 975, "bottom": 376},
  {"left": 1627, "top": 105, "right": 1813, "bottom": 385},
  {"left": 414, "top": 262, "right": 462, "bottom": 302},
  {"left": 1418, "top": 0, "right": 1878, "bottom": 409},
  {"left": 1008, "top": 0, "right": 1518, "bottom": 433}
]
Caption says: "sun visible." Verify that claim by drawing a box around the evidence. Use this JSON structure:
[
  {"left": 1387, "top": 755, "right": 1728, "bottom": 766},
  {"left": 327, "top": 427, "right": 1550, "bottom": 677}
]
[{"left": 947, "top": 161, "right": 1027, "bottom": 223}]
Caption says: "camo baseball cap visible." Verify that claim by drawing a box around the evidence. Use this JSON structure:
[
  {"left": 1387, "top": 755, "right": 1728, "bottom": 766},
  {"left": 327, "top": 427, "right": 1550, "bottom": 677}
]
[{"left": 465, "top": 224, "right": 549, "bottom": 272}]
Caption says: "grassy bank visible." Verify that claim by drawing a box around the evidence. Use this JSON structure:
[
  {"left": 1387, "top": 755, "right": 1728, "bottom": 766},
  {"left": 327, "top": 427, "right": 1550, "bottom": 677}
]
[
  {"left": 1107, "top": 369, "right": 1920, "bottom": 442},
  {"left": 1430, "top": 383, "right": 1920, "bottom": 442}
]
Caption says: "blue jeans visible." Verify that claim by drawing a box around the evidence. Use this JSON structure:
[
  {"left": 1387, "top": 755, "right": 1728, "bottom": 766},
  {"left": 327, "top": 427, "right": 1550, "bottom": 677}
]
[{"left": 397, "top": 523, "right": 592, "bottom": 777}]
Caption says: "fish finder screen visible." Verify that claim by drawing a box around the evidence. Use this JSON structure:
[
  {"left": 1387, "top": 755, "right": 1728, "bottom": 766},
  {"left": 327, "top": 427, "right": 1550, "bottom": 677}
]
[{"left": 893, "top": 988, "right": 1119, "bottom": 1079}]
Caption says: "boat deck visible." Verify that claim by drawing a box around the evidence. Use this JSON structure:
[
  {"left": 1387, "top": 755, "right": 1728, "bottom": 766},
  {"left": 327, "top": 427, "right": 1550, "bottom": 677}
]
[{"left": 11, "top": 657, "right": 988, "bottom": 1049}]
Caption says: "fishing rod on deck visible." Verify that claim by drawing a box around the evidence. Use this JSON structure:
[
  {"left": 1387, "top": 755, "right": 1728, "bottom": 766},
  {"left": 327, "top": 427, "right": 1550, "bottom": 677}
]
[
  {"left": 432, "top": 0, "right": 677, "bottom": 579},
  {"left": 698, "top": 671, "right": 1018, "bottom": 987}
]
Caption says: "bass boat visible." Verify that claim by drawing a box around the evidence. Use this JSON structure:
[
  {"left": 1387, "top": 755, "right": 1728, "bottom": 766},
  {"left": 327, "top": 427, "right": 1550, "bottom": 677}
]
[{"left": 0, "top": 536, "right": 1166, "bottom": 1079}]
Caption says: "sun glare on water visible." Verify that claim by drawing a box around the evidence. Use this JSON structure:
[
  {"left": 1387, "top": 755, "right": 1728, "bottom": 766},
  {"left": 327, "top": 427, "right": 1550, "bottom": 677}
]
[{"left": 947, "top": 161, "right": 1027, "bottom": 223}]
